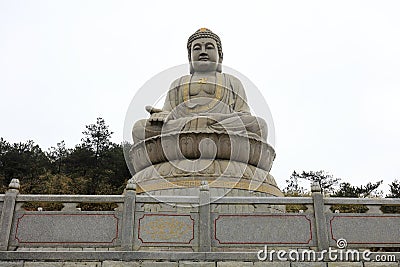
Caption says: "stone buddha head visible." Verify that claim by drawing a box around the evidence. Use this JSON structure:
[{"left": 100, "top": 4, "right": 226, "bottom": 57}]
[{"left": 187, "top": 28, "right": 223, "bottom": 74}]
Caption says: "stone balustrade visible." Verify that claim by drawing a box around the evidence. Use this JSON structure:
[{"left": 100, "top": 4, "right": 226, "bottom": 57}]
[{"left": 1, "top": 179, "right": 400, "bottom": 266}]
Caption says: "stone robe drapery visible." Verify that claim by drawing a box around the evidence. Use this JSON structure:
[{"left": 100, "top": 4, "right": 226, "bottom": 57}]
[
  {"left": 163, "top": 73, "right": 250, "bottom": 116},
  {"left": 132, "top": 72, "right": 268, "bottom": 143}
]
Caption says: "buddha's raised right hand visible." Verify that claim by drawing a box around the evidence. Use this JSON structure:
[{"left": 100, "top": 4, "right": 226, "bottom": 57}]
[{"left": 144, "top": 105, "right": 169, "bottom": 124}]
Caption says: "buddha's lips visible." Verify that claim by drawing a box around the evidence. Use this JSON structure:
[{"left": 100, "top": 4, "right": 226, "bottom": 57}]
[{"left": 199, "top": 57, "right": 209, "bottom": 61}]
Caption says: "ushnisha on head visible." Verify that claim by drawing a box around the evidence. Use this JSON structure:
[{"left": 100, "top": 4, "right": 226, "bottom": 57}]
[{"left": 187, "top": 28, "right": 223, "bottom": 73}]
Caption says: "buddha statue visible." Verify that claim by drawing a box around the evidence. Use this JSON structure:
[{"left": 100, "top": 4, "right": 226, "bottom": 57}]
[
  {"left": 132, "top": 28, "right": 268, "bottom": 145},
  {"left": 129, "top": 28, "right": 281, "bottom": 198}
]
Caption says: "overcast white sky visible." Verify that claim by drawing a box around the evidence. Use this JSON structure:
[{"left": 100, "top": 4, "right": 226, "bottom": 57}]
[{"left": 1, "top": 0, "right": 399, "bottom": 192}]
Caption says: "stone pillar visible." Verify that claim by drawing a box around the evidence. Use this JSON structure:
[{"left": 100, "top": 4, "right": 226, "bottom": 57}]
[
  {"left": 199, "top": 181, "right": 211, "bottom": 252},
  {"left": 0, "top": 179, "right": 20, "bottom": 251},
  {"left": 311, "top": 181, "right": 329, "bottom": 251},
  {"left": 121, "top": 179, "right": 137, "bottom": 251}
]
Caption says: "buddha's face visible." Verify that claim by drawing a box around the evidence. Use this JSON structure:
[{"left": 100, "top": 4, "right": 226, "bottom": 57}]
[{"left": 190, "top": 37, "right": 219, "bottom": 73}]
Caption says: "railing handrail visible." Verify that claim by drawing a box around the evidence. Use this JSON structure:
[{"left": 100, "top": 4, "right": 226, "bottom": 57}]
[
  {"left": 2, "top": 180, "right": 400, "bottom": 253},
  {"left": 210, "top": 196, "right": 313, "bottom": 204},
  {"left": 136, "top": 195, "right": 199, "bottom": 203},
  {"left": 324, "top": 197, "right": 400, "bottom": 205},
  {"left": 15, "top": 195, "right": 125, "bottom": 203},
  {"left": 2, "top": 194, "right": 399, "bottom": 206}
]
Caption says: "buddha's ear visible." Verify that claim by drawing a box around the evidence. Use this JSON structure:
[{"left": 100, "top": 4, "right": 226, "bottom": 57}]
[
  {"left": 217, "top": 60, "right": 223, "bottom": 73},
  {"left": 189, "top": 61, "right": 194, "bottom": 74}
]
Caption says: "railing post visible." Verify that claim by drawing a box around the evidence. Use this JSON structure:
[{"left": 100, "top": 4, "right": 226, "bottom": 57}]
[
  {"left": 0, "top": 179, "right": 20, "bottom": 251},
  {"left": 199, "top": 181, "right": 211, "bottom": 252},
  {"left": 311, "top": 181, "right": 329, "bottom": 251},
  {"left": 121, "top": 178, "right": 136, "bottom": 251}
]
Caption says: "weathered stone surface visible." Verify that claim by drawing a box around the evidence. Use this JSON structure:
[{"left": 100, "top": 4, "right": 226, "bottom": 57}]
[
  {"left": 140, "top": 262, "right": 179, "bottom": 267},
  {"left": 131, "top": 132, "right": 275, "bottom": 172},
  {"left": 12, "top": 212, "right": 119, "bottom": 245},
  {"left": 29, "top": 248, "right": 52, "bottom": 251},
  {"left": 179, "top": 262, "right": 215, "bottom": 267},
  {"left": 0, "top": 262, "right": 23, "bottom": 267},
  {"left": 15, "top": 248, "right": 30, "bottom": 251},
  {"left": 1, "top": 261, "right": 398, "bottom": 267},
  {"left": 363, "top": 263, "right": 399, "bottom": 267},
  {"left": 102, "top": 261, "right": 140, "bottom": 267},
  {"left": 95, "top": 248, "right": 108, "bottom": 251},
  {"left": 132, "top": 160, "right": 282, "bottom": 196},
  {"left": 327, "top": 263, "right": 363, "bottom": 267},
  {"left": 328, "top": 214, "right": 400, "bottom": 246},
  {"left": 137, "top": 214, "right": 196, "bottom": 245},
  {"left": 291, "top": 263, "right": 327, "bottom": 267},
  {"left": 24, "top": 263, "right": 63, "bottom": 267},
  {"left": 217, "top": 262, "right": 254, "bottom": 267},
  {"left": 134, "top": 160, "right": 277, "bottom": 185},
  {"left": 82, "top": 248, "right": 96, "bottom": 251},
  {"left": 63, "top": 263, "right": 101, "bottom": 267},
  {"left": 0, "top": 189, "right": 18, "bottom": 251},
  {"left": 213, "top": 214, "right": 314, "bottom": 246},
  {"left": 69, "top": 248, "right": 83, "bottom": 251},
  {"left": 254, "top": 262, "right": 290, "bottom": 267}
]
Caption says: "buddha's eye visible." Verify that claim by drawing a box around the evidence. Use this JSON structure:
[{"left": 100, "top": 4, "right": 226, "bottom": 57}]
[
  {"left": 206, "top": 44, "right": 215, "bottom": 49},
  {"left": 193, "top": 45, "right": 201, "bottom": 50}
]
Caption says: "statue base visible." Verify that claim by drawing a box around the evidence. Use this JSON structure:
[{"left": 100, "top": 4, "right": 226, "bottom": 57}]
[
  {"left": 129, "top": 131, "right": 283, "bottom": 212},
  {"left": 130, "top": 131, "right": 275, "bottom": 173},
  {"left": 131, "top": 159, "right": 283, "bottom": 197}
]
